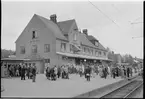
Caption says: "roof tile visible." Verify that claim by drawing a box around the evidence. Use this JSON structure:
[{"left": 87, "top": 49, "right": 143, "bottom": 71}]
[{"left": 36, "top": 14, "right": 68, "bottom": 41}]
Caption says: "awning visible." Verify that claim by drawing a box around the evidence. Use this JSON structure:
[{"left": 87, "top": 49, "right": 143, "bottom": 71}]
[
  {"left": 56, "top": 52, "right": 113, "bottom": 61},
  {"left": 134, "top": 60, "right": 139, "bottom": 63},
  {"left": 56, "top": 52, "right": 77, "bottom": 58},
  {"left": 1, "top": 57, "right": 30, "bottom": 61}
]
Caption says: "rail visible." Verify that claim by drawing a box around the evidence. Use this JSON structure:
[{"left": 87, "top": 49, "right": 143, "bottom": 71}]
[
  {"left": 74, "top": 74, "right": 139, "bottom": 98},
  {"left": 123, "top": 80, "right": 143, "bottom": 98},
  {"left": 99, "top": 76, "right": 143, "bottom": 98}
]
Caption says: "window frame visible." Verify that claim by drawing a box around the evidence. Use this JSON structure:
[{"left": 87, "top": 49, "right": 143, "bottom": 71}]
[
  {"left": 44, "top": 44, "right": 50, "bottom": 53},
  {"left": 20, "top": 46, "right": 25, "bottom": 54},
  {"left": 70, "top": 44, "right": 73, "bottom": 53},
  {"left": 61, "top": 42, "right": 66, "bottom": 51},
  {"left": 84, "top": 47, "right": 86, "bottom": 53},
  {"left": 32, "top": 45, "right": 37, "bottom": 54},
  {"left": 95, "top": 41, "right": 99, "bottom": 46},
  {"left": 104, "top": 52, "right": 106, "bottom": 56},
  {"left": 32, "top": 30, "right": 38, "bottom": 39},
  {"left": 99, "top": 51, "right": 101, "bottom": 56},
  {"left": 95, "top": 50, "right": 98, "bottom": 56},
  {"left": 73, "top": 33, "right": 77, "bottom": 41}
]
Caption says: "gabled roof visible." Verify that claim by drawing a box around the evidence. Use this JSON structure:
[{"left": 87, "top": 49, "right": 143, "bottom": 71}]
[
  {"left": 87, "top": 35, "right": 98, "bottom": 41},
  {"left": 79, "top": 33, "right": 97, "bottom": 49},
  {"left": 98, "top": 42, "right": 107, "bottom": 51},
  {"left": 86, "top": 35, "right": 106, "bottom": 51},
  {"left": 57, "top": 19, "right": 75, "bottom": 35},
  {"left": 35, "top": 14, "right": 68, "bottom": 41}
]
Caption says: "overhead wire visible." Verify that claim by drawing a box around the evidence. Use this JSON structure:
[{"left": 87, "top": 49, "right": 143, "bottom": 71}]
[
  {"left": 132, "top": 36, "right": 143, "bottom": 39},
  {"left": 88, "top": 0, "right": 120, "bottom": 28}
]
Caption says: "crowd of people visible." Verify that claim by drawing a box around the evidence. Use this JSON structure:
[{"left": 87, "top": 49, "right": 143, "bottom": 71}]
[
  {"left": 44, "top": 62, "right": 136, "bottom": 81},
  {"left": 45, "top": 65, "right": 69, "bottom": 81},
  {"left": 1, "top": 61, "right": 140, "bottom": 82},
  {"left": 2, "top": 63, "right": 37, "bottom": 82}
]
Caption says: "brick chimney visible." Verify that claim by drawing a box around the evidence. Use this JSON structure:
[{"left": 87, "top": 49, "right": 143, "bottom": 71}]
[
  {"left": 83, "top": 29, "right": 88, "bottom": 35},
  {"left": 50, "top": 14, "right": 57, "bottom": 23}
]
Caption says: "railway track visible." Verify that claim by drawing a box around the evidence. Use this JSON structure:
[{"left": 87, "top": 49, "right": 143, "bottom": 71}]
[
  {"left": 74, "top": 74, "right": 140, "bottom": 98},
  {"left": 100, "top": 78, "right": 143, "bottom": 98}
]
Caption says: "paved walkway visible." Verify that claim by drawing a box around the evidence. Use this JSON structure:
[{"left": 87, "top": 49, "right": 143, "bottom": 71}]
[{"left": 1, "top": 73, "right": 137, "bottom": 97}]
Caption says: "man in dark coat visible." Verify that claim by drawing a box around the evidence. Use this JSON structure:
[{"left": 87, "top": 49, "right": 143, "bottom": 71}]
[
  {"left": 57, "top": 67, "right": 61, "bottom": 78},
  {"left": 32, "top": 66, "right": 36, "bottom": 82},
  {"left": 21, "top": 65, "right": 26, "bottom": 80},
  {"left": 112, "top": 67, "right": 116, "bottom": 79},
  {"left": 27, "top": 66, "right": 31, "bottom": 79},
  {"left": 19, "top": 65, "right": 21, "bottom": 77},
  {"left": 127, "top": 67, "right": 130, "bottom": 78},
  {"left": 85, "top": 66, "right": 91, "bottom": 81},
  {"left": 30, "top": 66, "right": 33, "bottom": 79},
  {"left": 103, "top": 67, "right": 107, "bottom": 79}
]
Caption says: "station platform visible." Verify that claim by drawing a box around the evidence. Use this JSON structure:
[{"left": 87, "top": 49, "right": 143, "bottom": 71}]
[{"left": 1, "top": 72, "right": 138, "bottom": 97}]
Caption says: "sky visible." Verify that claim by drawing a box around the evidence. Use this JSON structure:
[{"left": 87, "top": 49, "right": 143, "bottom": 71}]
[{"left": 2, "top": 0, "right": 143, "bottom": 59}]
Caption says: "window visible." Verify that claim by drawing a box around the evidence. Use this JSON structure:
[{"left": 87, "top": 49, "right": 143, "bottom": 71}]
[
  {"left": 20, "top": 46, "right": 25, "bottom": 54},
  {"left": 87, "top": 48, "right": 90, "bottom": 54},
  {"left": 90, "top": 49, "right": 93, "bottom": 55},
  {"left": 32, "top": 30, "right": 37, "bottom": 39},
  {"left": 95, "top": 41, "right": 99, "bottom": 46},
  {"left": 61, "top": 43, "right": 66, "bottom": 51},
  {"left": 99, "top": 51, "right": 101, "bottom": 56},
  {"left": 74, "top": 33, "right": 77, "bottom": 41},
  {"left": 104, "top": 52, "right": 106, "bottom": 56},
  {"left": 95, "top": 50, "right": 98, "bottom": 56},
  {"left": 32, "top": 45, "right": 37, "bottom": 53},
  {"left": 44, "top": 44, "right": 50, "bottom": 53},
  {"left": 70, "top": 44, "right": 73, "bottom": 52},
  {"left": 84, "top": 47, "right": 86, "bottom": 52}
]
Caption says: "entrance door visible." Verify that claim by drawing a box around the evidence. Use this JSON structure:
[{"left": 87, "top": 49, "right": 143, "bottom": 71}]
[{"left": 44, "top": 59, "right": 50, "bottom": 73}]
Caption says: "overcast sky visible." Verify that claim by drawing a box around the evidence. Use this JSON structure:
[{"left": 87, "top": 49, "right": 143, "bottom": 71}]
[{"left": 2, "top": 0, "right": 143, "bottom": 58}]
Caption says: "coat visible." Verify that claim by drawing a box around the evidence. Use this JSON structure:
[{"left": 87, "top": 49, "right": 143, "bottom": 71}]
[
  {"left": 21, "top": 67, "right": 26, "bottom": 76},
  {"left": 32, "top": 68, "right": 36, "bottom": 76}
]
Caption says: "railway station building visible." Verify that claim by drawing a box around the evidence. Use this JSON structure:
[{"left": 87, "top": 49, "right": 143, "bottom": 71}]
[{"left": 2, "top": 14, "right": 112, "bottom": 74}]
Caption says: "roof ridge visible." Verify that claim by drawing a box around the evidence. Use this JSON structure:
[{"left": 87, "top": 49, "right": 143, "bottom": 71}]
[
  {"left": 36, "top": 14, "right": 68, "bottom": 41},
  {"left": 80, "top": 33, "right": 98, "bottom": 49},
  {"left": 58, "top": 19, "right": 75, "bottom": 23}
]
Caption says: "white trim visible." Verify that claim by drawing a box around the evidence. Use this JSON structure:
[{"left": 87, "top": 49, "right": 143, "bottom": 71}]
[{"left": 56, "top": 52, "right": 111, "bottom": 61}]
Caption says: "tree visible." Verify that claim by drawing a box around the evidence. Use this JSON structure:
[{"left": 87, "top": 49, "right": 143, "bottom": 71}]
[
  {"left": 1, "top": 49, "right": 16, "bottom": 58},
  {"left": 122, "top": 54, "right": 134, "bottom": 65}
]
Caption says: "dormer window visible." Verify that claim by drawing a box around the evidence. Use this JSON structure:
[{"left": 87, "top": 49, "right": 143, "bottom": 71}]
[
  {"left": 74, "top": 28, "right": 78, "bottom": 31},
  {"left": 32, "top": 30, "right": 37, "bottom": 39},
  {"left": 104, "top": 52, "right": 106, "bottom": 56},
  {"left": 95, "top": 41, "right": 99, "bottom": 46}
]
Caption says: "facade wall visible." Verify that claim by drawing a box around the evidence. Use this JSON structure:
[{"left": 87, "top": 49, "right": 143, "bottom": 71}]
[
  {"left": 24, "top": 61, "right": 44, "bottom": 73},
  {"left": 16, "top": 15, "right": 58, "bottom": 67},
  {"left": 15, "top": 14, "right": 109, "bottom": 70}
]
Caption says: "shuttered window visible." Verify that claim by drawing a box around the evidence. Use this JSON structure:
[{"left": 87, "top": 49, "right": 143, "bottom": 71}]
[
  {"left": 20, "top": 46, "right": 25, "bottom": 54},
  {"left": 44, "top": 44, "right": 50, "bottom": 53}
]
